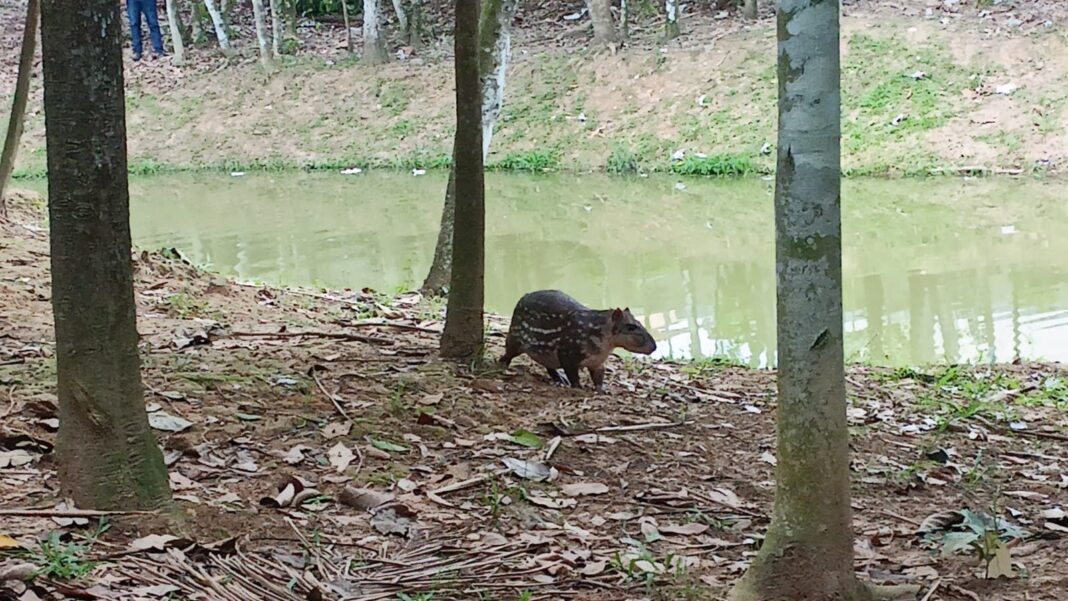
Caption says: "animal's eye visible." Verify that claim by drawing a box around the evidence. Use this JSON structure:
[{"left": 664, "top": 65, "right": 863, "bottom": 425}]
[{"left": 626, "top": 324, "right": 639, "bottom": 332}]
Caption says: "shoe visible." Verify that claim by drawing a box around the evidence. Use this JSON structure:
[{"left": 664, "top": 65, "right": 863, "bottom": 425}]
[
  {"left": 133, "top": 53, "right": 142, "bottom": 61},
  {"left": 152, "top": 51, "right": 166, "bottom": 59}
]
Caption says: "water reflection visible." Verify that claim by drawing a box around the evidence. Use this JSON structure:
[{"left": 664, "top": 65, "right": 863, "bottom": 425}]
[{"left": 117, "top": 171, "right": 1068, "bottom": 367}]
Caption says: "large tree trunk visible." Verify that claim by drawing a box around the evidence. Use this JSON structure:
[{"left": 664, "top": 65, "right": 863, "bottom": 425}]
[
  {"left": 362, "top": 0, "right": 388, "bottom": 65},
  {"left": 251, "top": 0, "right": 273, "bottom": 68},
  {"left": 665, "top": 0, "right": 679, "bottom": 39},
  {"left": 586, "top": 0, "right": 618, "bottom": 47},
  {"left": 270, "top": 0, "right": 283, "bottom": 55},
  {"left": 391, "top": 0, "right": 408, "bottom": 38},
  {"left": 342, "top": 0, "right": 353, "bottom": 53},
  {"left": 284, "top": 0, "right": 297, "bottom": 37},
  {"left": 421, "top": 0, "right": 518, "bottom": 295},
  {"left": 742, "top": 0, "right": 758, "bottom": 19},
  {"left": 39, "top": 0, "right": 173, "bottom": 511},
  {"left": 202, "top": 0, "right": 232, "bottom": 52},
  {"left": 728, "top": 1, "right": 866, "bottom": 599},
  {"left": 439, "top": 0, "right": 484, "bottom": 360},
  {"left": 164, "top": 0, "right": 185, "bottom": 64},
  {"left": 0, "top": 0, "right": 39, "bottom": 217}
]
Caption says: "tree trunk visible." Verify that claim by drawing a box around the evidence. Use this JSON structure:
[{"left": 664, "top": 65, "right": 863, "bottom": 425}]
[
  {"left": 422, "top": 0, "right": 518, "bottom": 295},
  {"left": 665, "top": 0, "right": 679, "bottom": 39},
  {"left": 391, "top": 0, "right": 408, "bottom": 38},
  {"left": 0, "top": 0, "right": 39, "bottom": 217},
  {"left": 190, "top": 0, "right": 206, "bottom": 44},
  {"left": 439, "top": 0, "right": 484, "bottom": 360},
  {"left": 251, "top": 0, "right": 273, "bottom": 68},
  {"left": 342, "top": 0, "right": 353, "bottom": 53},
  {"left": 39, "top": 0, "right": 173, "bottom": 511},
  {"left": 620, "top": 0, "right": 628, "bottom": 39},
  {"left": 743, "top": 0, "right": 758, "bottom": 20},
  {"left": 363, "top": 0, "right": 388, "bottom": 65},
  {"left": 728, "top": 1, "right": 867, "bottom": 600},
  {"left": 586, "top": 0, "right": 619, "bottom": 47},
  {"left": 408, "top": 0, "right": 422, "bottom": 49},
  {"left": 164, "top": 0, "right": 185, "bottom": 64},
  {"left": 284, "top": 0, "right": 298, "bottom": 37},
  {"left": 202, "top": 0, "right": 232, "bottom": 52},
  {"left": 270, "top": 0, "right": 283, "bottom": 55}
]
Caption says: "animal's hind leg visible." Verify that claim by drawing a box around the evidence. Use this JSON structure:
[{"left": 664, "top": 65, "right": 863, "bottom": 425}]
[{"left": 545, "top": 367, "right": 565, "bottom": 384}]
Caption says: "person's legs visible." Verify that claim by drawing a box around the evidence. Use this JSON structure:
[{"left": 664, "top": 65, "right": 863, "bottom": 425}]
[
  {"left": 127, "top": 0, "right": 144, "bottom": 59},
  {"left": 143, "top": 0, "right": 166, "bottom": 56}
]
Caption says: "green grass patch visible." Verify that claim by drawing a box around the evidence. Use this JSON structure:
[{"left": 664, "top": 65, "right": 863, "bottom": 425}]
[
  {"left": 671, "top": 153, "right": 756, "bottom": 177},
  {"left": 490, "top": 149, "right": 560, "bottom": 172}
]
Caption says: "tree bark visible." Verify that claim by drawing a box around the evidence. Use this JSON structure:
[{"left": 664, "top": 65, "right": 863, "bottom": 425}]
[
  {"left": 665, "top": 0, "right": 679, "bottom": 39},
  {"left": 422, "top": 0, "right": 518, "bottom": 295},
  {"left": 39, "top": 0, "right": 173, "bottom": 511},
  {"left": 586, "top": 0, "right": 618, "bottom": 47},
  {"left": 439, "top": 0, "right": 484, "bottom": 360},
  {"left": 728, "top": 1, "right": 868, "bottom": 600},
  {"left": 284, "top": 0, "right": 298, "bottom": 37},
  {"left": 251, "top": 0, "right": 273, "bottom": 68},
  {"left": 742, "top": 0, "right": 758, "bottom": 20},
  {"left": 363, "top": 0, "right": 388, "bottom": 65},
  {"left": 408, "top": 0, "right": 422, "bottom": 49},
  {"left": 0, "top": 0, "right": 39, "bottom": 217},
  {"left": 620, "top": 0, "right": 628, "bottom": 39},
  {"left": 202, "top": 0, "right": 232, "bottom": 52},
  {"left": 342, "top": 0, "right": 353, "bottom": 53},
  {"left": 190, "top": 0, "right": 206, "bottom": 44},
  {"left": 391, "top": 0, "right": 408, "bottom": 38},
  {"left": 164, "top": 0, "right": 186, "bottom": 64},
  {"left": 270, "top": 0, "right": 283, "bottom": 55}
]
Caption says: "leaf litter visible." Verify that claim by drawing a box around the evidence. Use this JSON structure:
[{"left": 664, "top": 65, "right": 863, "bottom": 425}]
[{"left": 0, "top": 207, "right": 1066, "bottom": 599}]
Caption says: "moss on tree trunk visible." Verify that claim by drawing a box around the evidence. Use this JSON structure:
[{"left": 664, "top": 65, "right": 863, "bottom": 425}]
[
  {"left": 40, "top": 0, "right": 173, "bottom": 511},
  {"left": 728, "top": 1, "right": 870, "bottom": 599}
]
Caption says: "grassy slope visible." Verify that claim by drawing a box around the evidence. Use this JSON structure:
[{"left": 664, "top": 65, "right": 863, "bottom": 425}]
[{"left": 6, "top": 12, "right": 1068, "bottom": 178}]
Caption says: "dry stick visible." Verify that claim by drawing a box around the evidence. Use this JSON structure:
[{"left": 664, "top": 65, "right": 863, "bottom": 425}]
[
  {"left": 919, "top": 579, "right": 941, "bottom": 601},
  {"left": 284, "top": 516, "right": 336, "bottom": 581},
  {"left": 349, "top": 320, "right": 442, "bottom": 335},
  {"left": 430, "top": 469, "right": 509, "bottom": 496},
  {"left": 228, "top": 330, "right": 391, "bottom": 345},
  {"left": 212, "top": 556, "right": 296, "bottom": 601},
  {"left": 974, "top": 415, "right": 1068, "bottom": 443},
  {"left": 0, "top": 358, "right": 25, "bottom": 366},
  {"left": 0, "top": 508, "right": 157, "bottom": 518},
  {"left": 878, "top": 509, "right": 923, "bottom": 528},
  {"left": 595, "top": 420, "right": 687, "bottom": 433},
  {"left": 310, "top": 367, "right": 352, "bottom": 421}
]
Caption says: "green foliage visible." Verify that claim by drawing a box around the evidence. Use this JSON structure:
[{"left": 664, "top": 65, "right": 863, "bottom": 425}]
[
  {"left": 606, "top": 145, "right": 641, "bottom": 174},
  {"left": 29, "top": 532, "right": 97, "bottom": 580},
  {"left": 490, "top": 149, "right": 560, "bottom": 172},
  {"left": 670, "top": 154, "right": 756, "bottom": 177}
]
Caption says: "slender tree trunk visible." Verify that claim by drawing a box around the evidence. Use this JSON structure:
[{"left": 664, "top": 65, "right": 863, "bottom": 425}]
[
  {"left": 439, "top": 0, "right": 484, "bottom": 360},
  {"left": 203, "top": 0, "right": 232, "bottom": 52},
  {"left": 728, "top": 0, "right": 868, "bottom": 599},
  {"left": 391, "top": 0, "right": 408, "bottom": 38},
  {"left": 190, "top": 0, "right": 206, "bottom": 44},
  {"left": 251, "top": 0, "right": 273, "bottom": 68},
  {"left": 665, "top": 0, "right": 679, "bottom": 39},
  {"left": 422, "top": 0, "right": 518, "bottom": 295},
  {"left": 270, "top": 0, "right": 283, "bottom": 55},
  {"left": 363, "top": 0, "right": 388, "bottom": 64},
  {"left": 409, "top": 0, "right": 422, "bottom": 49},
  {"left": 284, "top": 0, "right": 298, "bottom": 37},
  {"left": 39, "top": 0, "right": 173, "bottom": 511},
  {"left": 586, "top": 0, "right": 619, "bottom": 47},
  {"left": 0, "top": 0, "right": 39, "bottom": 217},
  {"left": 164, "top": 0, "right": 185, "bottom": 64},
  {"left": 342, "top": 0, "right": 353, "bottom": 53},
  {"left": 620, "top": 0, "right": 628, "bottom": 39},
  {"left": 743, "top": 0, "right": 758, "bottom": 20}
]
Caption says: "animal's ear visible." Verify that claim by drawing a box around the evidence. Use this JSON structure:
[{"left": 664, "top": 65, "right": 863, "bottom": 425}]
[
  {"left": 624, "top": 307, "right": 631, "bottom": 313},
  {"left": 612, "top": 308, "right": 624, "bottom": 322}
]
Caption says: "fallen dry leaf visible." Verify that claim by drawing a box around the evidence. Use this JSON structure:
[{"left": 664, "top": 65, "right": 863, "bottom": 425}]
[
  {"left": 328, "top": 442, "right": 355, "bottom": 473},
  {"left": 659, "top": 522, "right": 710, "bottom": 536},
  {"left": 561, "top": 482, "right": 609, "bottom": 497}
]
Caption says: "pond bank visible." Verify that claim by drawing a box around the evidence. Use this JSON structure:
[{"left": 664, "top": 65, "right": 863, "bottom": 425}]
[{"left": 1, "top": 191, "right": 1067, "bottom": 600}]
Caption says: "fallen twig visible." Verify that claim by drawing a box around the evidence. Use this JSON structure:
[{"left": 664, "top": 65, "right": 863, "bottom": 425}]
[
  {"left": 0, "top": 508, "right": 158, "bottom": 518},
  {"left": 310, "top": 367, "right": 352, "bottom": 422},
  {"left": 229, "top": 330, "right": 391, "bottom": 345},
  {"left": 919, "top": 579, "right": 941, "bottom": 601},
  {"left": 596, "top": 420, "right": 687, "bottom": 433}
]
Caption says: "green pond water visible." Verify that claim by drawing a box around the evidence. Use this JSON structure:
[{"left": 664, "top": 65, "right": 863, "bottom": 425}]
[{"left": 39, "top": 171, "right": 1068, "bottom": 368}]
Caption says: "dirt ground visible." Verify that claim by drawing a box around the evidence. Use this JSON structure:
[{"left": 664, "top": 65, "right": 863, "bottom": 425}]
[{"left": 1, "top": 193, "right": 1066, "bottom": 600}]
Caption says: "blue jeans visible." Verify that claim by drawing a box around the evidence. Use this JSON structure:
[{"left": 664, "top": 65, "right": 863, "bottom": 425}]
[{"left": 128, "top": 0, "right": 165, "bottom": 56}]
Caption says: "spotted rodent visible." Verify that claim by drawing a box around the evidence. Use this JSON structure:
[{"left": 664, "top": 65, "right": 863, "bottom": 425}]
[{"left": 499, "top": 290, "right": 657, "bottom": 391}]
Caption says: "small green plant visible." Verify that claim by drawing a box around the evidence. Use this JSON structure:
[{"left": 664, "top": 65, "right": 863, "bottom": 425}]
[
  {"left": 681, "top": 356, "right": 743, "bottom": 377},
  {"left": 491, "top": 149, "right": 560, "bottom": 172},
  {"left": 30, "top": 532, "right": 97, "bottom": 580},
  {"left": 159, "top": 292, "right": 212, "bottom": 319},
  {"left": 606, "top": 145, "right": 641, "bottom": 174},
  {"left": 397, "top": 592, "right": 435, "bottom": 601},
  {"left": 670, "top": 153, "right": 756, "bottom": 177},
  {"left": 924, "top": 505, "right": 1026, "bottom": 578},
  {"left": 386, "top": 382, "right": 409, "bottom": 417}
]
